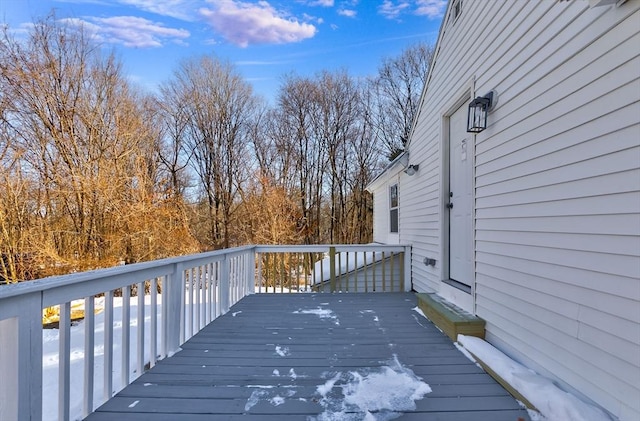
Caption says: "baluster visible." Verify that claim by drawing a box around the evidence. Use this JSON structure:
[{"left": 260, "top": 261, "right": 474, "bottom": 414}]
[
  {"left": 257, "top": 253, "right": 263, "bottom": 293},
  {"left": 354, "top": 252, "right": 358, "bottom": 293},
  {"left": 137, "top": 281, "right": 145, "bottom": 377},
  {"left": 382, "top": 252, "right": 387, "bottom": 292},
  {"left": 122, "top": 286, "right": 131, "bottom": 387},
  {"left": 58, "top": 302, "right": 71, "bottom": 421},
  {"left": 161, "top": 274, "right": 169, "bottom": 358},
  {"left": 390, "top": 251, "right": 395, "bottom": 292},
  {"left": 205, "top": 263, "right": 210, "bottom": 323},
  {"left": 150, "top": 277, "right": 158, "bottom": 367},
  {"left": 104, "top": 290, "right": 114, "bottom": 401},
  {"left": 189, "top": 267, "right": 195, "bottom": 339},
  {"left": 364, "top": 251, "right": 369, "bottom": 293},
  {"left": 195, "top": 266, "right": 201, "bottom": 332},
  {"left": 83, "top": 296, "right": 95, "bottom": 417}
]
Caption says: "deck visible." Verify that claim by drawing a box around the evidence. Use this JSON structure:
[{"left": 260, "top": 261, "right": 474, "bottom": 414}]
[{"left": 85, "top": 293, "right": 530, "bottom": 420}]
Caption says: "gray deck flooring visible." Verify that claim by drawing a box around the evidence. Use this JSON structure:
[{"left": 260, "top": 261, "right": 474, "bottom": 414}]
[{"left": 85, "top": 293, "right": 530, "bottom": 420}]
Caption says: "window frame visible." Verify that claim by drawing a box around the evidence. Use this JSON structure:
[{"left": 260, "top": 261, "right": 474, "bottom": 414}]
[{"left": 389, "top": 184, "right": 399, "bottom": 233}]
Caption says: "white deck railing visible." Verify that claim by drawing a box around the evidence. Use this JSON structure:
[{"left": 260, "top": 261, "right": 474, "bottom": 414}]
[
  {"left": 255, "top": 244, "right": 410, "bottom": 293},
  {"left": 0, "top": 244, "right": 410, "bottom": 421}
]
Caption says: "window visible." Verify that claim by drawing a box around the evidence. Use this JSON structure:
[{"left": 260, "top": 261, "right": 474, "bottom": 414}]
[
  {"left": 390, "top": 184, "right": 399, "bottom": 233},
  {"left": 447, "top": 0, "right": 462, "bottom": 26}
]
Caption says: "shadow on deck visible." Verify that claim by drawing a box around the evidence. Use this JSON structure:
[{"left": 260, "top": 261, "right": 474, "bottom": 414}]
[{"left": 85, "top": 293, "right": 530, "bottom": 421}]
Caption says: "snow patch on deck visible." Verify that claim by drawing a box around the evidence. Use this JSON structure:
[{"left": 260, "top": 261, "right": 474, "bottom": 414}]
[
  {"left": 311, "top": 354, "right": 431, "bottom": 420},
  {"left": 275, "top": 346, "right": 290, "bottom": 357},
  {"left": 293, "top": 307, "right": 340, "bottom": 325}
]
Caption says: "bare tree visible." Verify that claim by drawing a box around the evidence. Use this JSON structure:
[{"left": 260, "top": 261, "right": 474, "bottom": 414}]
[
  {"left": 160, "top": 55, "right": 259, "bottom": 249},
  {"left": 0, "top": 126, "right": 38, "bottom": 282},
  {"left": 371, "top": 42, "right": 434, "bottom": 160},
  {"left": 236, "top": 174, "right": 303, "bottom": 245},
  {"left": 252, "top": 107, "right": 297, "bottom": 192},
  {"left": 0, "top": 16, "right": 196, "bottom": 276},
  {"left": 275, "top": 74, "right": 328, "bottom": 244},
  {"left": 156, "top": 84, "right": 192, "bottom": 199},
  {"left": 311, "top": 70, "right": 361, "bottom": 243},
  {"left": 268, "top": 70, "right": 377, "bottom": 244},
  {"left": 0, "top": 16, "right": 432, "bottom": 282}
]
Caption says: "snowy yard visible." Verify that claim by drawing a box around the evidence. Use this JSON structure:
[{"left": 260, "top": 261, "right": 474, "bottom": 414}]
[{"left": 42, "top": 295, "right": 163, "bottom": 420}]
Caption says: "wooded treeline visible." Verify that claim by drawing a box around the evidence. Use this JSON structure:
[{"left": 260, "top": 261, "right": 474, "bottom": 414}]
[{"left": 0, "top": 17, "right": 433, "bottom": 283}]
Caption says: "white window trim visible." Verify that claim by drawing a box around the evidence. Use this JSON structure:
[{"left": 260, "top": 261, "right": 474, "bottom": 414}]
[{"left": 389, "top": 184, "right": 399, "bottom": 234}]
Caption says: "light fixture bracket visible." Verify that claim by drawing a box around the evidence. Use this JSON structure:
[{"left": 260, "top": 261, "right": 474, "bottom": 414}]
[
  {"left": 467, "top": 90, "right": 496, "bottom": 133},
  {"left": 404, "top": 164, "right": 419, "bottom": 176}
]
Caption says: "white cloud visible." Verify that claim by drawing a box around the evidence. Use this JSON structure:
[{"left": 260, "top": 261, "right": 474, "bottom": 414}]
[
  {"left": 235, "top": 60, "right": 289, "bottom": 66},
  {"left": 303, "top": 13, "right": 324, "bottom": 24},
  {"left": 62, "top": 16, "right": 190, "bottom": 48},
  {"left": 306, "top": 0, "right": 335, "bottom": 6},
  {"left": 378, "top": 0, "right": 445, "bottom": 20},
  {"left": 119, "top": 0, "right": 198, "bottom": 20},
  {"left": 378, "top": 0, "right": 410, "bottom": 20},
  {"left": 337, "top": 9, "right": 357, "bottom": 18},
  {"left": 55, "top": 0, "right": 199, "bottom": 20},
  {"left": 415, "top": 0, "right": 447, "bottom": 18},
  {"left": 199, "top": 0, "right": 317, "bottom": 48}
]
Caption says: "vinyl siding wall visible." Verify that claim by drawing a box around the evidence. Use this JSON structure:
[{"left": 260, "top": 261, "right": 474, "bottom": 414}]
[
  {"left": 404, "top": 1, "right": 640, "bottom": 420},
  {"left": 371, "top": 172, "right": 401, "bottom": 245}
]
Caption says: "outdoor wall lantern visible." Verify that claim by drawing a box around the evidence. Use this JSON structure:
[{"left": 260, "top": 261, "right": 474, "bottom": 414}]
[
  {"left": 467, "top": 90, "right": 496, "bottom": 133},
  {"left": 404, "top": 164, "right": 419, "bottom": 176}
]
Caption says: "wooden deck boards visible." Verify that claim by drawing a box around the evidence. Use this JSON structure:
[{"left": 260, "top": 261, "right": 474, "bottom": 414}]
[{"left": 85, "top": 293, "right": 530, "bottom": 420}]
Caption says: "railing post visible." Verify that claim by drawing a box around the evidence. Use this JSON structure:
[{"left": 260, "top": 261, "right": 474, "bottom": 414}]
[
  {"left": 59, "top": 302, "right": 71, "bottom": 421},
  {"left": 247, "top": 249, "right": 256, "bottom": 295},
  {"left": 404, "top": 245, "right": 412, "bottom": 291},
  {"left": 0, "top": 293, "right": 43, "bottom": 421},
  {"left": 329, "top": 246, "right": 336, "bottom": 292},
  {"left": 24, "top": 294, "right": 43, "bottom": 421},
  {"left": 165, "top": 265, "right": 182, "bottom": 356},
  {"left": 0, "top": 317, "right": 18, "bottom": 421},
  {"left": 83, "top": 296, "right": 95, "bottom": 418},
  {"left": 220, "top": 254, "right": 230, "bottom": 314},
  {"left": 257, "top": 252, "right": 263, "bottom": 293},
  {"left": 121, "top": 287, "right": 131, "bottom": 387},
  {"left": 104, "top": 291, "right": 114, "bottom": 402}
]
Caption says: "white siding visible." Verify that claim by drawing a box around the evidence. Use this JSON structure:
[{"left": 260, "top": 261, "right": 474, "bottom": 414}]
[
  {"left": 370, "top": 172, "right": 401, "bottom": 245},
  {"left": 371, "top": 179, "right": 388, "bottom": 243},
  {"left": 404, "top": 1, "right": 640, "bottom": 420}
]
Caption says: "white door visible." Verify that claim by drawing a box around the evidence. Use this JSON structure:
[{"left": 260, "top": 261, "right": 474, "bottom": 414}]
[{"left": 448, "top": 104, "right": 473, "bottom": 287}]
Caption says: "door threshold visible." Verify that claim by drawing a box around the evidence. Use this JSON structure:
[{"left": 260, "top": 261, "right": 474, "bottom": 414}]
[{"left": 442, "top": 278, "right": 471, "bottom": 294}]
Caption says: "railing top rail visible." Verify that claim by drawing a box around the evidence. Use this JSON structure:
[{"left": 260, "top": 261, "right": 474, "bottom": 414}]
[
  {"left": 0, "top": 245, "right": 256, "bottom": 301},
  {"left": 255, "top": 244, "right": 410, "bottom": 253},
  {"left": 0, "top": 244, "right": 410, "bottom": 301}
]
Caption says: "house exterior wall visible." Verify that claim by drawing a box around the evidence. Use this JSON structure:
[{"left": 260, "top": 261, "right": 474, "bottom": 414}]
[
  {"left": 395, "top": 1, "right": 640, "bottom": 420},
  {"left": 370, "top": 170, "right": 401, "bottom": 245}
]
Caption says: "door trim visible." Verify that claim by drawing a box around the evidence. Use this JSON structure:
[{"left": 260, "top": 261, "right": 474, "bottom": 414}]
[{"left": 439, "top": 81, "right": 476, "bottom": 314}]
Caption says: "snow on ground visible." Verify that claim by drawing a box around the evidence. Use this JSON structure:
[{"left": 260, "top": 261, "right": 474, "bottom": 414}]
[
  {"left": 312, "top": 249, "right": 386, "bottom": 285},
  {"left": 42, "top": 295, "right": 164, "bottom": 421},
  {"left": 456, "top": 335, "right": 613, "bottom": 421}
]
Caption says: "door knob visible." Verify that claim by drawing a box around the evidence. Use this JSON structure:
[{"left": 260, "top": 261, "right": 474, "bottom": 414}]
[{"left": 446, "top": 202, "right": 453, "bottom": 209}]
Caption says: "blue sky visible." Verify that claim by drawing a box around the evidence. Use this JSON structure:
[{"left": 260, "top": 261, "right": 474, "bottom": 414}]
[{"left": 1, "top": 0, "right": 446, "bottom": 102}]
